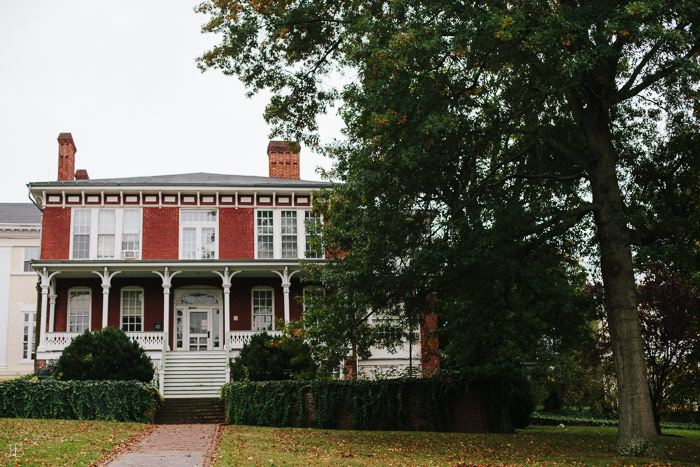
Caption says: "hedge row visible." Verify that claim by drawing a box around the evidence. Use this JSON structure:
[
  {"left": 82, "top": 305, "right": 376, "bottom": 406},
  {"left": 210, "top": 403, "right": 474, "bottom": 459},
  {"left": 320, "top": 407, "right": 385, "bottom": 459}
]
[
  {"left": 0, "top": 379, "right": 161, "bottom": 423},
  {"left": 222, "top": 372, "right": 529, "bottom": 433}
]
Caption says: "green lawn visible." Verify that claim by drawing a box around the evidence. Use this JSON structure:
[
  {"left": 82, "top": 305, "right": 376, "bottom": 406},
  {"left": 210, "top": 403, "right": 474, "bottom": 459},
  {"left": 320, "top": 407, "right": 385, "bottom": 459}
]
[
  {"left": 214, "top": 425, "right": 700, "bottom": 466},
  {"left": 0, "top": 418, "right": 147, "bottom": 466}
]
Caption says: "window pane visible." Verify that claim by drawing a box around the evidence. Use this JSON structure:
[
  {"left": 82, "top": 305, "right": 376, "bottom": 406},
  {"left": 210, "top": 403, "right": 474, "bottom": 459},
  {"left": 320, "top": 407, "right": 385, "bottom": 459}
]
[
  {"left": 23, "top": 247, "right": 40, "bottom": 272},
  {"left": 182, "top": 227, "right": 197, "bottom": 259},
  {"left": 281, "top": 211, "right": 297, "bottom": 258},
  {"left": 305, "top": 211, "right": 322, "bottom": 258},
  {"left": 252, "top": 289, "right": 273, "bottom": 331},
  {"left": 97, "top": 210, "right": 115, "bottom": 258},
  {"left": 68, "top": 290, "right": 91, "bottom": 333},
  {"left": 72, "top": 210, "right": 91, "bottom": 259},
  {"left": 121, "top": 289, "right": 143, "bottom": 332},
  {"left": 201, "top": 227, "right": 216, "bottom": 259},
  {"left": 257, "top": 211, "right": 273, "bottom": 258},
  {"left": 122, "top": 210, "right": 141, "bottom": 253}
]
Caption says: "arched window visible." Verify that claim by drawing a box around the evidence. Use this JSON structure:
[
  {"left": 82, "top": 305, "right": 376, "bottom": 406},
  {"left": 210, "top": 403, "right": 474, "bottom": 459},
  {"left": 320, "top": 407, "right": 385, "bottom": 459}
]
[
  {"left": 178, "top": 292, "right": 219, "bottom": 305},
  {"left": 121, "top": 286, "right": 144, "bottom": 332},
  {"left": 251, "top": 287, "right": 275, "bottom": 331},
  {"left": 67, "top": 287, "right": 91, "bottom": 333}
]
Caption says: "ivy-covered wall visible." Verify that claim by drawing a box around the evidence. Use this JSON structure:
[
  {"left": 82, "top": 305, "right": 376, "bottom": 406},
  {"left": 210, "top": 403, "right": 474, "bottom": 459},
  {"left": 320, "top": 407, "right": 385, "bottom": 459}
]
[
  {"left": 222, "top": 374, "right": 519, "bottom": 433},
  {"left": 0, "top": 379, "right": 161, "bottom": 423}
]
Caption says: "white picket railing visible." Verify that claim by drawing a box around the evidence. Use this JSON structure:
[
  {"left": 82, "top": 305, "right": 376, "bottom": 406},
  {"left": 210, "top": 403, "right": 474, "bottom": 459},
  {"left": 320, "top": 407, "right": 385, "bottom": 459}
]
[
  {"left": 228, "top": 330, "right": 283, "bottom": 349},
  {"left": 44, "top": 331, "right": 165, "bottom": 351}
]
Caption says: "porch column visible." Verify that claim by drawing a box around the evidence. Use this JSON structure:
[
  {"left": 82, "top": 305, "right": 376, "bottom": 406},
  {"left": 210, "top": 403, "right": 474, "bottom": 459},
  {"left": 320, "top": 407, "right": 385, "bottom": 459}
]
[
  {"left": 92, "top": 267, "right": 121, "bottom": 329},
  {"left": 37, "top": 268, "right": 59, "bottom": 352},
  {"left": 214, "top": 267, "right": 241, "bottom": 381},
  {"left": 153, "top": 267, "right": 181, "bottom": 352},
  {"left": 273, "top": 266, "right": 299, "bottom": 324},
  {"left": 48, "top": 279, "right": 57, "bottom": 332}
]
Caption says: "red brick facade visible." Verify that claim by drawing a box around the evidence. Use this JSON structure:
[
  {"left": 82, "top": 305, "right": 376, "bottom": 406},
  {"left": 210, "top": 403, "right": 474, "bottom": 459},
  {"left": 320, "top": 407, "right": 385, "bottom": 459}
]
[
  {"left": 219, "top": 208, "right": 255, "bottom": 259},
  {"left": 57, "top": 133, "right": 76, "bottom": 181},
  {"left": 142, "top": 207, "right": 179, "bottom": 259},
  {"left": 40, "top": 207, "right": 71, "bottom": 259}
]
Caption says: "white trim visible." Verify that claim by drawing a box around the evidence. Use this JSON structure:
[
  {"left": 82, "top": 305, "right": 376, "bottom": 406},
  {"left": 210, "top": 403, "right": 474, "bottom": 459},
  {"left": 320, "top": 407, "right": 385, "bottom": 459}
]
[
  {"left": 120, "top": 286, "right": 145, "bottom": 332},
  {"left": 20, "top": 310, "right": 36, "bottom": 363},
  {"left": 251, "top": 286, "right": 275, "bottom": 331},
  {"left": 173, "top": 287, "right": 223, "bottom": 351},
  {"left": 67, "top": 287, "right": 92, "bottom": 333}
]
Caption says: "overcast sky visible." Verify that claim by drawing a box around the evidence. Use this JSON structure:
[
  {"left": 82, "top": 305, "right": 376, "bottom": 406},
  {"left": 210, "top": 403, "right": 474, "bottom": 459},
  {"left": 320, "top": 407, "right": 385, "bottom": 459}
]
[{"left": 0, "top": 1, "right": 340, "bottom": 203}]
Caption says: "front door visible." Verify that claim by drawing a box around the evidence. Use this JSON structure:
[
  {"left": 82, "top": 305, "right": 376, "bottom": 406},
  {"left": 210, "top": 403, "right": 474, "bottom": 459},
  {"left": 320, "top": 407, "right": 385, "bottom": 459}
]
[{"left": 188, "top": 308, "right": 210, "bottom": 351}]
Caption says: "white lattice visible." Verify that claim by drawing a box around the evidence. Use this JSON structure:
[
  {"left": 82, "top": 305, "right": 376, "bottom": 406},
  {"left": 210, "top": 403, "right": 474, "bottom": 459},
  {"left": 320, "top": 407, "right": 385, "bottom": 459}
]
[{"left": 228, "top": 330, "right": 282, "bottom": 349}]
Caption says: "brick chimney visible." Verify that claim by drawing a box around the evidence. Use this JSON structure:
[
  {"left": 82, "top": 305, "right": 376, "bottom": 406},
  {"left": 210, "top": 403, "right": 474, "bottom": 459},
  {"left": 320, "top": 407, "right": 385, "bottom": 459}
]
[
  {"left": 74, "top": 169, "right": 89, "bottom": 180},
  {"left": 57, "top": 133, "right": 76, "bottom": 181},
  {"left": 268, "top": 141, "right": 300, "bottom": 179}
]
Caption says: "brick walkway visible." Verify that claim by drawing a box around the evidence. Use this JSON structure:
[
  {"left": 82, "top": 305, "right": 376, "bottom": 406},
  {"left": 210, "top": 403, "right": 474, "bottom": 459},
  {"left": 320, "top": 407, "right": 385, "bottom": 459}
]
[{"left": 107, "top": 425, "right": 218, "bottom": 467}]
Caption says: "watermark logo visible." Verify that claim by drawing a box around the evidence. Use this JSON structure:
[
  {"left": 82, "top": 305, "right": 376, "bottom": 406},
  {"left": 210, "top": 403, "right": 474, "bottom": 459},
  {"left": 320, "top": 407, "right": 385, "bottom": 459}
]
[{"left": 7, "top": 444, "right": 23, "bottom": 458}]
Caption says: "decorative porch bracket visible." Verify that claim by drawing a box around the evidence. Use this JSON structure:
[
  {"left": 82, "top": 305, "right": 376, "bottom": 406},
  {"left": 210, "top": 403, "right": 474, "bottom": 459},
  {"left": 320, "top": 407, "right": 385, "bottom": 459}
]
[
  {"left": 272, "top": 266, "right": 300, "bottom": 324},
  {"left": 91, "top": 267, "right": 121, "bottom": 329},
  {"left": 153, "top": 267, "right": 182, "bottom": 352},
  {"left": 214, "top": 267, "right": 241, "bottom": 382},
  {"left": 37, "top": 268, "right": 60, "bottom": 352}
]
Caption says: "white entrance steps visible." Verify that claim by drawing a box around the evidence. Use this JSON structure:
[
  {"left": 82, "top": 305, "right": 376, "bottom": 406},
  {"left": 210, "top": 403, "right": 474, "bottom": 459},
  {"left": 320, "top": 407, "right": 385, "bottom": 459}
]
[{"left": 162, "top": 350, "right": 228, "bottom": 399}]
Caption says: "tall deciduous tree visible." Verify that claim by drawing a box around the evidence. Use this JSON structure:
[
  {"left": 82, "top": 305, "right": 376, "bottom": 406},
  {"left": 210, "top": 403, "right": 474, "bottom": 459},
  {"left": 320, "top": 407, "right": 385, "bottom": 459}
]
[{"left": 198, "top": 0, "right": 700, "bottom": 455}]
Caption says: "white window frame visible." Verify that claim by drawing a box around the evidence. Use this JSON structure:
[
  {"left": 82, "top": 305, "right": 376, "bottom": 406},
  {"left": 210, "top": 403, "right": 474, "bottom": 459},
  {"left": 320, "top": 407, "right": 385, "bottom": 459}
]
[
  {"left": 69, "top": 208, "right": 142, "bottom": 260},
  {"left": 120, "top": 286, "right": 144, "bottom": 332},
  {"left": 254, "top": 209, "right": 319, "bottom": 259},
  {"left": 251, "top": 286, "right": 275, "bottom": 331},
  {"left": 20, "top": 308, "right": 36, "bottom": 362},
  {"left": 22, "top": 247, "right": 40, "bottom": 273},
  {"left": 67, "top": 287, "right": 92, "bottom": 333},
  {"left": 179, "top": 209, "right": 219, "bottom": 260}
]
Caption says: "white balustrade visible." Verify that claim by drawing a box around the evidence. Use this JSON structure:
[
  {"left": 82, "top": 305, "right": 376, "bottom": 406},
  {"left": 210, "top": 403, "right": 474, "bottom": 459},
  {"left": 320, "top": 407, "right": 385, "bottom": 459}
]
[
  {"left": 127, "top": 332, "right": 165, "bottom": 351},
  {"left": 44, "top": 332, "right": 80, "bottom": 351},
  {"left": 228, "top": 330, "right": 283, "bottom": 349},
  {"left": 44, "top": 331, "right": 165, "bottom": 352}
]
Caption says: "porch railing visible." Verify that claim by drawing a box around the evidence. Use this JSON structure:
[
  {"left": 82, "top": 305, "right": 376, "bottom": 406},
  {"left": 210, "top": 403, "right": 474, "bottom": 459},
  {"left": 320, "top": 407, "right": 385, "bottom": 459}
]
[
  {"left": 228, "top": 330, "right": 283, "bottom": 350},
  {"left": 44, "top": 331, "right": 165, "bottom": 352}
]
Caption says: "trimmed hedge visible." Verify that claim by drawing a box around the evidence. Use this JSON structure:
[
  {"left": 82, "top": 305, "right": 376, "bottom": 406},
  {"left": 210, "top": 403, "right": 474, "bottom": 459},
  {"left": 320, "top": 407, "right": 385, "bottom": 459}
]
[
  {"left": 0, "top": 378, "right": 161, "bottom": 422},
  {"left": 222, "top": 372, "right": 530, "bottom": 433}
]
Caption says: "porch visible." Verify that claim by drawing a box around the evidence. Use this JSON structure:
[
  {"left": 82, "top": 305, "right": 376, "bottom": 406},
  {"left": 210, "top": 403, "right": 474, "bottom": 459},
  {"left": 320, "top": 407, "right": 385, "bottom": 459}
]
[{"left": 32, "top": 260, "right": 309, "bottom": 397}]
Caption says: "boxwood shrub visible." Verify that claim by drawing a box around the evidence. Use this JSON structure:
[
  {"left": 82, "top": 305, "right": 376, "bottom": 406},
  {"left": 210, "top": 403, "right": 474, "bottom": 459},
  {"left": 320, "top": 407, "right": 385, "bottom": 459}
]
[{"left": 0, "top": 378, "right": 161, "bottom": 422}]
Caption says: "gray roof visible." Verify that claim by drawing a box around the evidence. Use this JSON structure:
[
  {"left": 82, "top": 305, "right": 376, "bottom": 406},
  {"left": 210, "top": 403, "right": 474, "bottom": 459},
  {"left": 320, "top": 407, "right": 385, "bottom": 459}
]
[
  {"left": 29, "top": 172, "right": 331, "bottom": 189},
  {"left": 0, "top": 203, "right": 42, "bottom": 224}
]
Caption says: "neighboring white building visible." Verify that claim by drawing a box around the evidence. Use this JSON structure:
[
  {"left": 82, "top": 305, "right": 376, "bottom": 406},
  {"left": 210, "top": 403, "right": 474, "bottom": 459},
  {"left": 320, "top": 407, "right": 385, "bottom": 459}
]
[{"left": 0, "top": 203, "right": 42, "bottom": 378}]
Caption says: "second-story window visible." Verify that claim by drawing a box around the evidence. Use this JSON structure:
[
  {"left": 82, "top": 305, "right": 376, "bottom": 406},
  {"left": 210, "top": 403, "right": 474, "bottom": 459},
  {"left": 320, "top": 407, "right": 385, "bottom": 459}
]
[
  {"left": 71, "top": 209, "right": 142, "bottom": 260},
  {"left": 72, "top": 210, "right": 91, "bottom": 259},
  {"left": 281, "top": 211, "right": 297, "bottom": 258},
  {"left": 254, "top": 209, "right": 323, "bottom": 259},
  {"left": 22, "top": 247, "right": 40, "bottom": 272},
  {"left": 180, "top": 210, "right": 218, "bottom": 259},
  {"left": 257, "top": 211, "right": 274, "bottom": 258},
  {"left": 97, "top": 210, "right": 116, "bottom": 258}
]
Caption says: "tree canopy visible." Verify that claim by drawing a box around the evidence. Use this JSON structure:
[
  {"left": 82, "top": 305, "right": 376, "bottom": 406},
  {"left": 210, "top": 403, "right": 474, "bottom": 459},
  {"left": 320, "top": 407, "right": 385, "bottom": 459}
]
[{"left": 198, "top": 0, "right": 700, "bottom": 456}]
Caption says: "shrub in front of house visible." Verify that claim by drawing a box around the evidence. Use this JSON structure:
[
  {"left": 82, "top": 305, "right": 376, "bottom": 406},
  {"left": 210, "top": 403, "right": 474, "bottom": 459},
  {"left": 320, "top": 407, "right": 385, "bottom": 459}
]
[
  {"left": 230, "top": 331, "right": 317, "bottom": 381},
  {"left": 0, "top": 378, "right": 160, "bottom": 422},
  {"left": 54, "top": 327, "right": 154, "bottom": 383}
]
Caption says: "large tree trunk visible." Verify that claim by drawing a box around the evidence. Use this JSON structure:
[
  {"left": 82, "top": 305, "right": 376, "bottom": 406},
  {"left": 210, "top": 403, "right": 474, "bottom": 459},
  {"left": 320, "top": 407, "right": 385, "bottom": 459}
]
[{"left": 586, "top": 119, "right": 664, "bottom": 457}]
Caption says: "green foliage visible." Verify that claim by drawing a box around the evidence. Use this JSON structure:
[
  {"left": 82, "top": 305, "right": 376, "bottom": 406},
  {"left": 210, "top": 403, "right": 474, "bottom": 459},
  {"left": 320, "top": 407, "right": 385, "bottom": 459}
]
[
  {"left": 532, "top": 410, "right": 700, "bottom": 431},
  {"left": 230, "top": 331, "right": 318, "bottom": 381},
  {"left": 0, "top": 378, "right": 161, "bottom": 422},
  {"left": 54, "top": 327, "right": 154, "bottom": 383},
  {"left": 221, "top": 370, "right": 533, "bottom": 433}
]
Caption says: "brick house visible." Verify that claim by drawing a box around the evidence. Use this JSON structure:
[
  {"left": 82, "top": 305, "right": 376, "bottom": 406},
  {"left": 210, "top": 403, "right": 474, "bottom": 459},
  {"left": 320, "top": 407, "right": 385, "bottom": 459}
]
[{"left": 28, "top": 133, "right": 422, "bottom": 397}]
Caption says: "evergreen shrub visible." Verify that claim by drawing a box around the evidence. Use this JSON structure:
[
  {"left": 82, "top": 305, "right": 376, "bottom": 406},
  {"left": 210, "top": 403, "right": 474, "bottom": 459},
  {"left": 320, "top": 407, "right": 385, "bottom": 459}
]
[
  {"left": 54, "top": 327, "right": 154, "bottom": 382},
  {"left": 230, "top": 332, "right": 317, "bottom": 381},
  {"left": 0, "top": 379, "right": 161, "bottom": 422}
]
